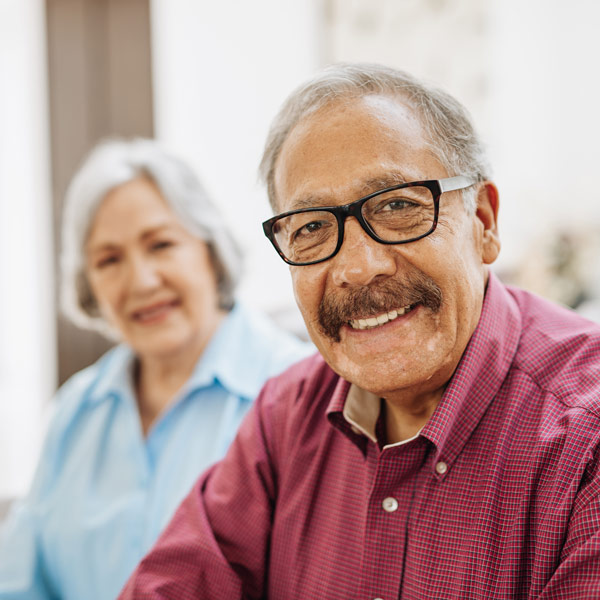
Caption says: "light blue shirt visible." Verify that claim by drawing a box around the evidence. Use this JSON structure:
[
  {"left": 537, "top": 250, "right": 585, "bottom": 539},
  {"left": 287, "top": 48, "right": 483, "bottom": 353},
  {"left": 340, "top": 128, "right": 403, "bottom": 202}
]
[{"left": 0, "top": 304, "right": 313, "bottom": 600}]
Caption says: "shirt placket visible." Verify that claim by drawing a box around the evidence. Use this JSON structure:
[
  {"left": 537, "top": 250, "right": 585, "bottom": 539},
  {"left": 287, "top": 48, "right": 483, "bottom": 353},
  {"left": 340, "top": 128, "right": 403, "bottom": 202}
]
[{"left": 360, "top": 438, "right": 428, "bottom": 600}]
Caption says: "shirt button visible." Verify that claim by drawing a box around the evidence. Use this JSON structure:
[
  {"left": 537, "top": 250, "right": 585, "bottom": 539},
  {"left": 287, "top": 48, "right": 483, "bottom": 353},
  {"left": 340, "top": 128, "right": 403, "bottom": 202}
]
[
  {"left": 382, "top": 497, "right": 398, "bottom": 512},
  {"left": 374, "top": 597, "right": 385, "bottom": 600},
  {"left": 435, "top": 461, "right": 448, "bottom": 475}
]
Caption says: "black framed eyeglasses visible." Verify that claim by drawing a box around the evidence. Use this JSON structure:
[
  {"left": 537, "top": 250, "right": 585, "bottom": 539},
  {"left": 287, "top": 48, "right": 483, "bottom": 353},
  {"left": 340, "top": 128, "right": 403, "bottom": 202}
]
[{"left": 262, "top": 175, "right": 477, "bottom": 266}]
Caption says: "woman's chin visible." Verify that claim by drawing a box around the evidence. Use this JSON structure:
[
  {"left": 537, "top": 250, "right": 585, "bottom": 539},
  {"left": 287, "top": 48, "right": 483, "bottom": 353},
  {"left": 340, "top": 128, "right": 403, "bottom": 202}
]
[{"left": 129, "top": 330, "right": 196, "bottom": 363}]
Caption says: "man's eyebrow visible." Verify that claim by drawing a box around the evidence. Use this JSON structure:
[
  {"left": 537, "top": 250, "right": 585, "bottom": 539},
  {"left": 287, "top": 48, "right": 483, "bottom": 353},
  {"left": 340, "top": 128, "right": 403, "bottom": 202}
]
[
  {"left": 287, "top": 194, "right": 334, "bottom": 210},
  {"left": 360, "top": 172, "right": 412, "bottom": 194},
  {"left": 285, "top": 172, "right": 416, "bottom": 211}
]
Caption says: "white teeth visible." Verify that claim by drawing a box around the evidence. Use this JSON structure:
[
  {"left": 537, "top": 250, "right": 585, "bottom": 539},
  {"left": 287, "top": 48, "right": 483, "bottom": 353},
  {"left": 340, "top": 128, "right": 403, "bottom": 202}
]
[{"left": 349, "top": 306, "right": 413, "bottom": 330}]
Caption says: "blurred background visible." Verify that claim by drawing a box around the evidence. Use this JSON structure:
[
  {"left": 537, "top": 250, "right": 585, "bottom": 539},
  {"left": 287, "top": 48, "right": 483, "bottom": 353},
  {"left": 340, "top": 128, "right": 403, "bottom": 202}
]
[{"left": 2, "top": 0, "right": 600, "bottom": 505}]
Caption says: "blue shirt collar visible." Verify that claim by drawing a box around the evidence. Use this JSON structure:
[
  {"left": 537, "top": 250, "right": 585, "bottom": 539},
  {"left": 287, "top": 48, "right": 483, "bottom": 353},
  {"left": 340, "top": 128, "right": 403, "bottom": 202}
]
[
  {"left": 183, "top": 303, "right": 270, "bottom": 400},
  {"left": 86, "top": 303, "right": 267, "bottom": 405},
  {"left": 86, "top": 345, "right": 137, "bottom": 405}
]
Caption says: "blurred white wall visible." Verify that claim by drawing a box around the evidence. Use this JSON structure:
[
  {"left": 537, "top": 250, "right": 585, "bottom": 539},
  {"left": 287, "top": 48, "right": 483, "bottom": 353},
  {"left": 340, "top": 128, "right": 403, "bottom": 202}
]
[
  {"left": 150, "top": 0, "right": 323, "bottom": 333},
  {"left": 4, "top": 0, "right": 600, "bottom": 498},
  {"left": 325, "top": 0, "right": 600, "bottom": 276},
  {"left": 0, "top": 0, "right": 55, "bottom": 497},
  {"left": 489, "top": 0, "right": 600, "bottom": 271}
]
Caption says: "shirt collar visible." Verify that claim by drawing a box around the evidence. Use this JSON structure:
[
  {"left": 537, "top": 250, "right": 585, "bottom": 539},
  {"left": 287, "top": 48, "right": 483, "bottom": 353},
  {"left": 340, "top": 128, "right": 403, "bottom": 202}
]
[
  {"left": 421, "top": 272, "right": 521, "bottom": 470},
  {"left": 87, "top": 344, "right": 137, "bottom": 404},
  {"left": 342, "top": 385, "right": 380, "bottom": 443},
  {"left": 342, "top": 386, "right": 423, "bottom": 449},
  {"left": 87, "top": 303, "right": 262, "bottom": 405},
  {"left": 180, "top": 302, "right": 272, "bottom": 400},
  {"left": 327, "top": 272, "right": 522, "bottom": 468}
]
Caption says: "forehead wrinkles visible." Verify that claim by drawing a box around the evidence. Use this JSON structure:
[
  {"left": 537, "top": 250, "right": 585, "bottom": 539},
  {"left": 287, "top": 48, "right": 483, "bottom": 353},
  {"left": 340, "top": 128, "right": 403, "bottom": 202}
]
[{"left": 272, "top": 94, "right": 442, "bottom": 211}]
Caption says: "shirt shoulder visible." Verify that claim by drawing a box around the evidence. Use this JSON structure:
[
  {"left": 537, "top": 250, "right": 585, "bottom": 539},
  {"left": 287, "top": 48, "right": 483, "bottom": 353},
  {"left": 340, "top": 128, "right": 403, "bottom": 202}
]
[
  {"left": 236, "top": 304, "right": 314, "bottom": 368},
  {"left": 209, "top": 304, "right": 315, "bottom": 400},
  {"left": 508, "top": 286, "right": 600, "bottom": 414},
  {"left": 256, "top": 353, "right": 339, "bottom": 443},
  {"left": 52, "top": 344, "right": 126, "bottom": 418},
  {"left": 30, "top": 345, "right": 126, "bottom": 496}
]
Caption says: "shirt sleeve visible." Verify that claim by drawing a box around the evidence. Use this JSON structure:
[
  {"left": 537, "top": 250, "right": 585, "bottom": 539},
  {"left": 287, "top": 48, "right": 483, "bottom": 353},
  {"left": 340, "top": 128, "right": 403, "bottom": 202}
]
[
  {"left": 118, "top": 379, "right": 281, "bottom": 600},
  {"left": 0, "top": 368, "right": 91, "bottom": 600},
  {"left": 0, "top": 503, "right": 55, "bottom": 600},
  {"left": 537, "top": 456, "right": 600, "bottom": 599}
]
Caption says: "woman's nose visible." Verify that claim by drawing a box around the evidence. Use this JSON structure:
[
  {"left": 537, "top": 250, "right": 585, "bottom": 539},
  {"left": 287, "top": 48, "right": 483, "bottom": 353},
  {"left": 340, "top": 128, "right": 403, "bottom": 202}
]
[
  {"left": 330, "top": 217, "right": 397, "bottom": 287},
  {"left": 126, "top": 255, "right": 161, "bottom": 292}
]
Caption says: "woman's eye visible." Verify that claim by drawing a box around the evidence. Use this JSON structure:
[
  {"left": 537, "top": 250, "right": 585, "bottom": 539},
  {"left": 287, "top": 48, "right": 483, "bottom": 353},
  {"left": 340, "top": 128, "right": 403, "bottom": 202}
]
[
  {"left": 96, "top": 255, "right": 119, "bottom": 268},
  {"left": 151, "top": 240, "right": 173, "bottom": 251}
]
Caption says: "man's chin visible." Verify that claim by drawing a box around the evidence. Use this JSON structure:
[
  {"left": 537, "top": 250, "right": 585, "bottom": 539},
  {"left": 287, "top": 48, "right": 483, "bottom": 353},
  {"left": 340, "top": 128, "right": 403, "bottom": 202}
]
[{"left": 322, "top": 346, "right": 397, "bottom": 390}]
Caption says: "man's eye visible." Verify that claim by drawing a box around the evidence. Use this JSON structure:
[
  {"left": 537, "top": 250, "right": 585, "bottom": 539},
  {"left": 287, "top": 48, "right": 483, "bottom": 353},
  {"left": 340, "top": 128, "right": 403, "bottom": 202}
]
[
  {"left": 304, "top": 222, "right": 323, "bottom": 233},
  {"left": 380, "top": 199, "right": 415, "bottom": 211},
  {"left": 295, "top": 220, "right": 327, "bottom": 239}
]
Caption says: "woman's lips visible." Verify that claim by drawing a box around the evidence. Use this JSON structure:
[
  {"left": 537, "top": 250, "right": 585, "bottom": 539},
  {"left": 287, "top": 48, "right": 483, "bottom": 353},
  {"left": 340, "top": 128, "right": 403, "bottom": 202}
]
[{"left": 131, "top": 300, "right": 179, "bottom": 324}]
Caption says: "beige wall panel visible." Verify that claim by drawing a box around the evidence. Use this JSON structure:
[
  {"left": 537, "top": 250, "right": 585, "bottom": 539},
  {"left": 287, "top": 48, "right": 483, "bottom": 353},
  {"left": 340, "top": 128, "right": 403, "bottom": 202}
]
[{"left": 46, "top": 0, "right": 153, "bottom": 385}]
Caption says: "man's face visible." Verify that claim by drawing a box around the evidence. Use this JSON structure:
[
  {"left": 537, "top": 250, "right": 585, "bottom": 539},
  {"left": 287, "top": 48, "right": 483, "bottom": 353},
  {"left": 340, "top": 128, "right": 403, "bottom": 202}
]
[{"left": 273, "top": 94, "right": 500, "bottom": 401}]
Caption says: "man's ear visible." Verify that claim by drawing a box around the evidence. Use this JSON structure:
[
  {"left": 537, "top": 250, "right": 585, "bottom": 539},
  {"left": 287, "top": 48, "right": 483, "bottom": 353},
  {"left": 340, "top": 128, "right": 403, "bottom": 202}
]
[{"left": 475, "top": 181, "right": 501, "bottom": 265}]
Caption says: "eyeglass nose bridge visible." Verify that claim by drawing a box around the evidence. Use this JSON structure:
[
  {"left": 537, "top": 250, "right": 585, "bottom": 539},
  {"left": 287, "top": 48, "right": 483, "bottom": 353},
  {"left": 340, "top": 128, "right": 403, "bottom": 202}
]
[{"left": 331, "top": 195, "right": 385, "bottom": 254}]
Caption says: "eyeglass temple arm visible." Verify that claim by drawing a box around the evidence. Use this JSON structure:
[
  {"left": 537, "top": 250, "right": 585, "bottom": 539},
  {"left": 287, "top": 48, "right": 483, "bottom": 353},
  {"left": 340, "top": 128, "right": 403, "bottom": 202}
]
[{"left": 439, "top": 175, "right": 478, "bottom": 193}]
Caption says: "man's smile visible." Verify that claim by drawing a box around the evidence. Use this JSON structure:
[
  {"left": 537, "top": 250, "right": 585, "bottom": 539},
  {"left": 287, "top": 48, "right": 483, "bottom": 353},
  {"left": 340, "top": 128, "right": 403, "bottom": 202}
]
[
  {"left": 317, "top": 268, "right": 443, "bottom": 343},
  {"left": 348, "top": 304, "right": 417, "bottom": 330}
]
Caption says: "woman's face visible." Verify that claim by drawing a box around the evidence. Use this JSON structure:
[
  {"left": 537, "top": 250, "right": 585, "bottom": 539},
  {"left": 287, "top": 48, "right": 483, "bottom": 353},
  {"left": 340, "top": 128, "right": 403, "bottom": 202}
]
[{"left": 85, "top": 177, "right": 225, "bottom": 364}]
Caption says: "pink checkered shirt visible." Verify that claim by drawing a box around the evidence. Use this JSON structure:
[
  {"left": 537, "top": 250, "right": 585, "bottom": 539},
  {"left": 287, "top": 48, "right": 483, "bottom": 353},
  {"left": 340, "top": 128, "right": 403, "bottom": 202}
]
[{"left": 120, "top": 274, "right": 600, "bottom": 599}]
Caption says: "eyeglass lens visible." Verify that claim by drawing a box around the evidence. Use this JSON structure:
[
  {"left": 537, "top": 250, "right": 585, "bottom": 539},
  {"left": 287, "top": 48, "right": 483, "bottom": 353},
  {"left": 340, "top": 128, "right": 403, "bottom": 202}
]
[{"left": 272, "top": 185, "right": 435, "bottom": 264}]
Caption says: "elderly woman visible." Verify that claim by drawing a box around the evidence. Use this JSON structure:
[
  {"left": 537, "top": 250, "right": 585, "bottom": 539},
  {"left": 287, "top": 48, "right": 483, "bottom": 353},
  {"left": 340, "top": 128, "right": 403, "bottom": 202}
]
[{"left": 0, "top": 139, "right": 312, "bottom": 600}]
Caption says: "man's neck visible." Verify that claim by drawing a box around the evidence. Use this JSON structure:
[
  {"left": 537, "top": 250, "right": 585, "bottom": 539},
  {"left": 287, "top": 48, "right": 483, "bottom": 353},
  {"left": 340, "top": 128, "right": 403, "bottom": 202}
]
[{"left": 381, "top": 387, "right": 444, "bottom": 445}]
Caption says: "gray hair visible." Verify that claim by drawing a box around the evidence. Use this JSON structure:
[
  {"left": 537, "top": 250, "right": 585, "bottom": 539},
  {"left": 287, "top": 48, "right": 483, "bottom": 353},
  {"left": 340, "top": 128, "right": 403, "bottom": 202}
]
[
  {"left": 259, "top": 63, "right": 491, "bottom": 213},
  {"left": 61, "top": 137, "right": 242, "bottom": 335}
]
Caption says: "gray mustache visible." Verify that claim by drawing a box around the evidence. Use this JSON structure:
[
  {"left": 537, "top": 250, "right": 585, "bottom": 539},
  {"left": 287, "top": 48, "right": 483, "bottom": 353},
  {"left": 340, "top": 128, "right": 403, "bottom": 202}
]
[{"left": 318, "top": 271, "right": 443, "bottom": 342}]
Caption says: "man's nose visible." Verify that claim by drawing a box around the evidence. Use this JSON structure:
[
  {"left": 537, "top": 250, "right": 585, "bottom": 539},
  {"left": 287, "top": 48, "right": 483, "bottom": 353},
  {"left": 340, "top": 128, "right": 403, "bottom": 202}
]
[{"left": 330, "top": 217, "right": 397, "bottom": 287}]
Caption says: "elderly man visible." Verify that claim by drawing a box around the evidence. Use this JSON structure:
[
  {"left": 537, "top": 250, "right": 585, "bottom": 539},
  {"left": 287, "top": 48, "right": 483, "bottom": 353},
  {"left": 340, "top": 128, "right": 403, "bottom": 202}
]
[{"left": 120, "top": 64, "right": 600, "bottom": 599}]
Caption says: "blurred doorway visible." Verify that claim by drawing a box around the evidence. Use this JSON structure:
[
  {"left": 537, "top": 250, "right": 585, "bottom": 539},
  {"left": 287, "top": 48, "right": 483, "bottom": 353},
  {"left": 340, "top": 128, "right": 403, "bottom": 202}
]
[{"left": 46, "top": 0, "right": 154, "bottom": 384}]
